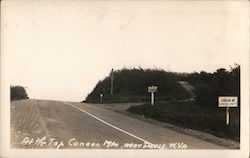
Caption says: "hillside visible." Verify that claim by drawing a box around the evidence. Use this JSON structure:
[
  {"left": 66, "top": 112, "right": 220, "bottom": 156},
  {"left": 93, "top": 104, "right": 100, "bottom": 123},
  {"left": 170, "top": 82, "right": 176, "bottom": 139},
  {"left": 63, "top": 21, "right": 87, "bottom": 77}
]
[
  {"left": 85, "top": 68, "right": 191, "bottom": 103},
  {"left": 85, "top": 64, "right": 240, "bottom": 106},
  {"left": 126, "top": 65, "right": 240, "bottom": 141}
]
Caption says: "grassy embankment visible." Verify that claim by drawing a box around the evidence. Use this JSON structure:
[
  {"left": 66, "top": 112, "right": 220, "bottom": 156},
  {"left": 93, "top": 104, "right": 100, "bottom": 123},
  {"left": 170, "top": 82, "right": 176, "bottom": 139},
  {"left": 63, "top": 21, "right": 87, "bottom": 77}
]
[{"left": 127, "top": 101, "right": 240, "bottom": 141}]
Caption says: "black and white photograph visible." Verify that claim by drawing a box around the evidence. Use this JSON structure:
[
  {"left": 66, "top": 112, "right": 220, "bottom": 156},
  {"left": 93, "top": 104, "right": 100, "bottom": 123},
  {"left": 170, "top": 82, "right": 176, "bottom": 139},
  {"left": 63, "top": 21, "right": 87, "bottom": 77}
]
[{"left": 0, "top": 0, "right": 249, "bottom": 158}]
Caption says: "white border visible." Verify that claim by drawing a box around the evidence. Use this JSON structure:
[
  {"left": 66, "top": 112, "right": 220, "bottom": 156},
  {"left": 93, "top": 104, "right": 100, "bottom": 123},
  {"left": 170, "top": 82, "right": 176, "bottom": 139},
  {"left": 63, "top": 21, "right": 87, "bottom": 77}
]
[{"left": 1, "top": 1, "right": 249, "bottom": 158}]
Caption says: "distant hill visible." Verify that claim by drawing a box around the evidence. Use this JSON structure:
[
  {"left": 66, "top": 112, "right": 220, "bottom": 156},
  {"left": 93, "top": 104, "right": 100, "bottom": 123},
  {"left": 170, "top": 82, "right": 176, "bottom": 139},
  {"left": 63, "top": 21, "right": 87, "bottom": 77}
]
[{"left": 85, "top": 68, "right": 191, "bottom": 103}]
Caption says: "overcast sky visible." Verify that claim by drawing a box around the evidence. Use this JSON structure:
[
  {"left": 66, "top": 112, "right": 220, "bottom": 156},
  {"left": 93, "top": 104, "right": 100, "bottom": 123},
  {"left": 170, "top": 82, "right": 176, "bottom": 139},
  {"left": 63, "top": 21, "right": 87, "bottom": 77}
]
[{"left": 2, "top": 1, "right": 247, "bottom": 102}]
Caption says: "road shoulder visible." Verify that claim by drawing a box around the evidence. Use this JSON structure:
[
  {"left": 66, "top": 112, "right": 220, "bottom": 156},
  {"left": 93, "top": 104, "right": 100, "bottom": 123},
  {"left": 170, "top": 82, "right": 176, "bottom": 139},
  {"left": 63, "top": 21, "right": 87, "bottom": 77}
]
[{"left": 96, "top": 103, "right": 240, "bottom": 149}]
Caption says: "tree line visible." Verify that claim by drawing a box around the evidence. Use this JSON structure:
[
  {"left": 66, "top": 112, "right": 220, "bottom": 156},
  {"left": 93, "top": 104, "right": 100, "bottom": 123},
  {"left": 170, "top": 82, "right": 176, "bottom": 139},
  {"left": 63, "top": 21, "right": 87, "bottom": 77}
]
[
  {"left": 85, "top": 68, "right": 192, "bottom": 103},
  {"left": 86, "top": 64, "right": 240, "bottom": 108},
  {"left": 179, "top": 64, "right": 240, "bottom": 108}
]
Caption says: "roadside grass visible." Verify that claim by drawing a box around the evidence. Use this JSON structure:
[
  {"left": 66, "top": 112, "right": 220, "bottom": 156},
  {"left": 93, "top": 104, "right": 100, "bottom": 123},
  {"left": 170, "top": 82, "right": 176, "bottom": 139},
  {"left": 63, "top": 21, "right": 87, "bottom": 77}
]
[{"left": 127, "top": 101, "right": 240, "bottom": 141}]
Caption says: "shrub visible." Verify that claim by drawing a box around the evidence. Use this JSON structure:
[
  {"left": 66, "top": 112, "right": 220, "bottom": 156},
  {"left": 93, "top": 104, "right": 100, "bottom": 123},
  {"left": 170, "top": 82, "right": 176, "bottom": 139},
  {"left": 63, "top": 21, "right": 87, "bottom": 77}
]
[
  {"left": 10, "top": 86, "right": 29, "bottom": 101},
  {"left": 85, "top": 68, "right": 191, "bottom": 103},
  {"left": 184, "top": 64, "right": 240, "bottom": 108}
]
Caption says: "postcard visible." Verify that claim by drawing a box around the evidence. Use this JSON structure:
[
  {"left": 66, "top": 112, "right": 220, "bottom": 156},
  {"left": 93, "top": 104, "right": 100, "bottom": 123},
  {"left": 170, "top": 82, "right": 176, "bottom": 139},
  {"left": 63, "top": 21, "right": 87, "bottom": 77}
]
[{"left": 1, "top": 0, "right": 249, "bottom": 157}]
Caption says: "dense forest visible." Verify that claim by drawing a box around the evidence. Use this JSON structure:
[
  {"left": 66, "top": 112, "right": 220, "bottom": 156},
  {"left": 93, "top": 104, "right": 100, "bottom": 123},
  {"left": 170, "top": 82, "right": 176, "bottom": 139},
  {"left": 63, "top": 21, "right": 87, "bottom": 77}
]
[
  {"left": 10, "top": 85, "right": 29, "bottom": 101},
  {"left": 85, "top": 68, "right": 191, "bottom": 103},
  {"left": 85, "top": 64, "right": 240, "bottom": 108},
  {"left": 180, "top": 64, "right": 240, "bottom": 108}
]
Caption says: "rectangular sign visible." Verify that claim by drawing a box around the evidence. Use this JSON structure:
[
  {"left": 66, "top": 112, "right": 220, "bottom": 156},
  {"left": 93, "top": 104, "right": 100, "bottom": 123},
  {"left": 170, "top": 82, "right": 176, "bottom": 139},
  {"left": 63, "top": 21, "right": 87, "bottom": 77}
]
[
  {"left": 148, "top": 86, "right": 158, "bottom": 93},
  {"left": 218, "top": 96, "right": 238, "bottom": 107}
]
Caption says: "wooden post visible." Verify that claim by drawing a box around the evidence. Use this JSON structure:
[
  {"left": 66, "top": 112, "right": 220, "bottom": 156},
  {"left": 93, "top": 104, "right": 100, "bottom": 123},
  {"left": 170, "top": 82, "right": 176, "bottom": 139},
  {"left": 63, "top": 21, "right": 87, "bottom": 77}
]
[
  {"left": 100, "top": 94, "right": 103, "bottom": 104},
  {"left": 151, "top": 92, "right": 154, "bottom": 106},
  {"left": 226, "top": 106, "right": 230, "bottom": 125}
]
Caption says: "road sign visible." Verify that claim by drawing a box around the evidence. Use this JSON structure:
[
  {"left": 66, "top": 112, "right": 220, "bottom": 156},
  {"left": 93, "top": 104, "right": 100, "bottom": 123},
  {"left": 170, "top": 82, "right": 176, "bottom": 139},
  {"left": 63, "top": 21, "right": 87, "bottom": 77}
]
[
  {"left": 148, "top": 86, "right": 158, "bottom": 106},
  {"left": 148, "top": 86, "right": 158, "bottom": 93},
  {"left": 218, "top": 96, "right": 238, "bottom": 107},
  {"left": 218, "top": 96, "right": 238, "bottom": 125}
]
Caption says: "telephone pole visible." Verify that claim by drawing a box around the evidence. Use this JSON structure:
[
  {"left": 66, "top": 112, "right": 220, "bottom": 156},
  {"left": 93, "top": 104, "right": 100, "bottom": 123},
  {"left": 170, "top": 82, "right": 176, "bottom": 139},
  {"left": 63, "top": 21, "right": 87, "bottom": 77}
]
[{"left": 111, "top": 68, "right": 114, "bottom": 95}]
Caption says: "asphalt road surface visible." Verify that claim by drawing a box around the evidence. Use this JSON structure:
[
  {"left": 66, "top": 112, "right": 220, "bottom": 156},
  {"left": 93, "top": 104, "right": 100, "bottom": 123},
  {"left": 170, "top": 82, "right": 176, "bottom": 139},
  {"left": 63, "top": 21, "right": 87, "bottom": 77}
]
[{"left": 11, "top": 99, "right": 226, "bottom": 149}]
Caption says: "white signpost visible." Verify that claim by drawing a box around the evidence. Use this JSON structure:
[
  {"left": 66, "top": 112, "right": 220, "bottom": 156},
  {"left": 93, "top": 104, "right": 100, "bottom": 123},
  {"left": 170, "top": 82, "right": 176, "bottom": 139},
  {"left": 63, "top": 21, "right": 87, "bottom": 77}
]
[
  {"left": 148, "top": 86, "right": 158, "bottom": 106},
  {"left": 218, "top": 96, "right": 238, "bottom": 125},
  {"left": 100, "top": 94, "right": 103, "bottom": 103}
]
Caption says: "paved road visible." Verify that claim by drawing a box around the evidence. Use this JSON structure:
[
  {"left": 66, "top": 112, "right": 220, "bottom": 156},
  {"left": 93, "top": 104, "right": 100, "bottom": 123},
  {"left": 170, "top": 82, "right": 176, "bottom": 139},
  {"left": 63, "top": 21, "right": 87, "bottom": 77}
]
[{"left": 11, "top": 99, "right": 226, "bottom": 149}]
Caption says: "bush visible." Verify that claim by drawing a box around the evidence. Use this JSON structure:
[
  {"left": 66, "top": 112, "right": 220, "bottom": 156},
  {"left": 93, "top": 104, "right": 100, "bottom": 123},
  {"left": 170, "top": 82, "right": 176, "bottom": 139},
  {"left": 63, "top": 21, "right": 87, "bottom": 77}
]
[
  {"left": 85, "top": 68, "right": 191, "bottom": 103},
  {"left": 184, "top": 64, "right": 240, "bottom": 108},
  {"left": 10, "top": 86, "right": 29, "bottom": 101}
]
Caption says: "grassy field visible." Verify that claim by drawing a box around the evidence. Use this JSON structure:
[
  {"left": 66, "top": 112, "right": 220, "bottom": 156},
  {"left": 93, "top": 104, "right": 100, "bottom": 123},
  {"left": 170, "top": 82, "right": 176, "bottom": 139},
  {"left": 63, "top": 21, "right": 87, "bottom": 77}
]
[{"left": 127, "top": 101, "right": 240, "bottom": 141}]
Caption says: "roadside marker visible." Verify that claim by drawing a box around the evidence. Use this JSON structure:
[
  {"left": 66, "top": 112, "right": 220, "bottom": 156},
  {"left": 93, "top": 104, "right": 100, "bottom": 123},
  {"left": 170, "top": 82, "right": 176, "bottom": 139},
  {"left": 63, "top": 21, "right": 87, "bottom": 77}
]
[
  {"left": 148, "top": 86, "right": 157, "bottom": 106},
  {"left": 100, "top": 94, "right": 103, "bottom": 103},
  {"left": 218, "top": 96, "right": 238, "bottom": 125}
]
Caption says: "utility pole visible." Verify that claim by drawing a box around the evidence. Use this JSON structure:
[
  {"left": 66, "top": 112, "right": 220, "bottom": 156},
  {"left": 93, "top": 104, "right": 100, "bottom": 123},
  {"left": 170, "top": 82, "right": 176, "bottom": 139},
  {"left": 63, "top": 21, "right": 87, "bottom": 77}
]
[{"left": 111, "top": 68, "right": 114, "bottom": 95}]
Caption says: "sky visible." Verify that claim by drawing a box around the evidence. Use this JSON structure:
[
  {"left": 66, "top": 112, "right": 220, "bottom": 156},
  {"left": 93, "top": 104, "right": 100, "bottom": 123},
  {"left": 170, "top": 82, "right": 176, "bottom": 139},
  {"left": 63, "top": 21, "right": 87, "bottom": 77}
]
[{"left": 2, "top": 0, "right": 247, "bottom": 102}]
